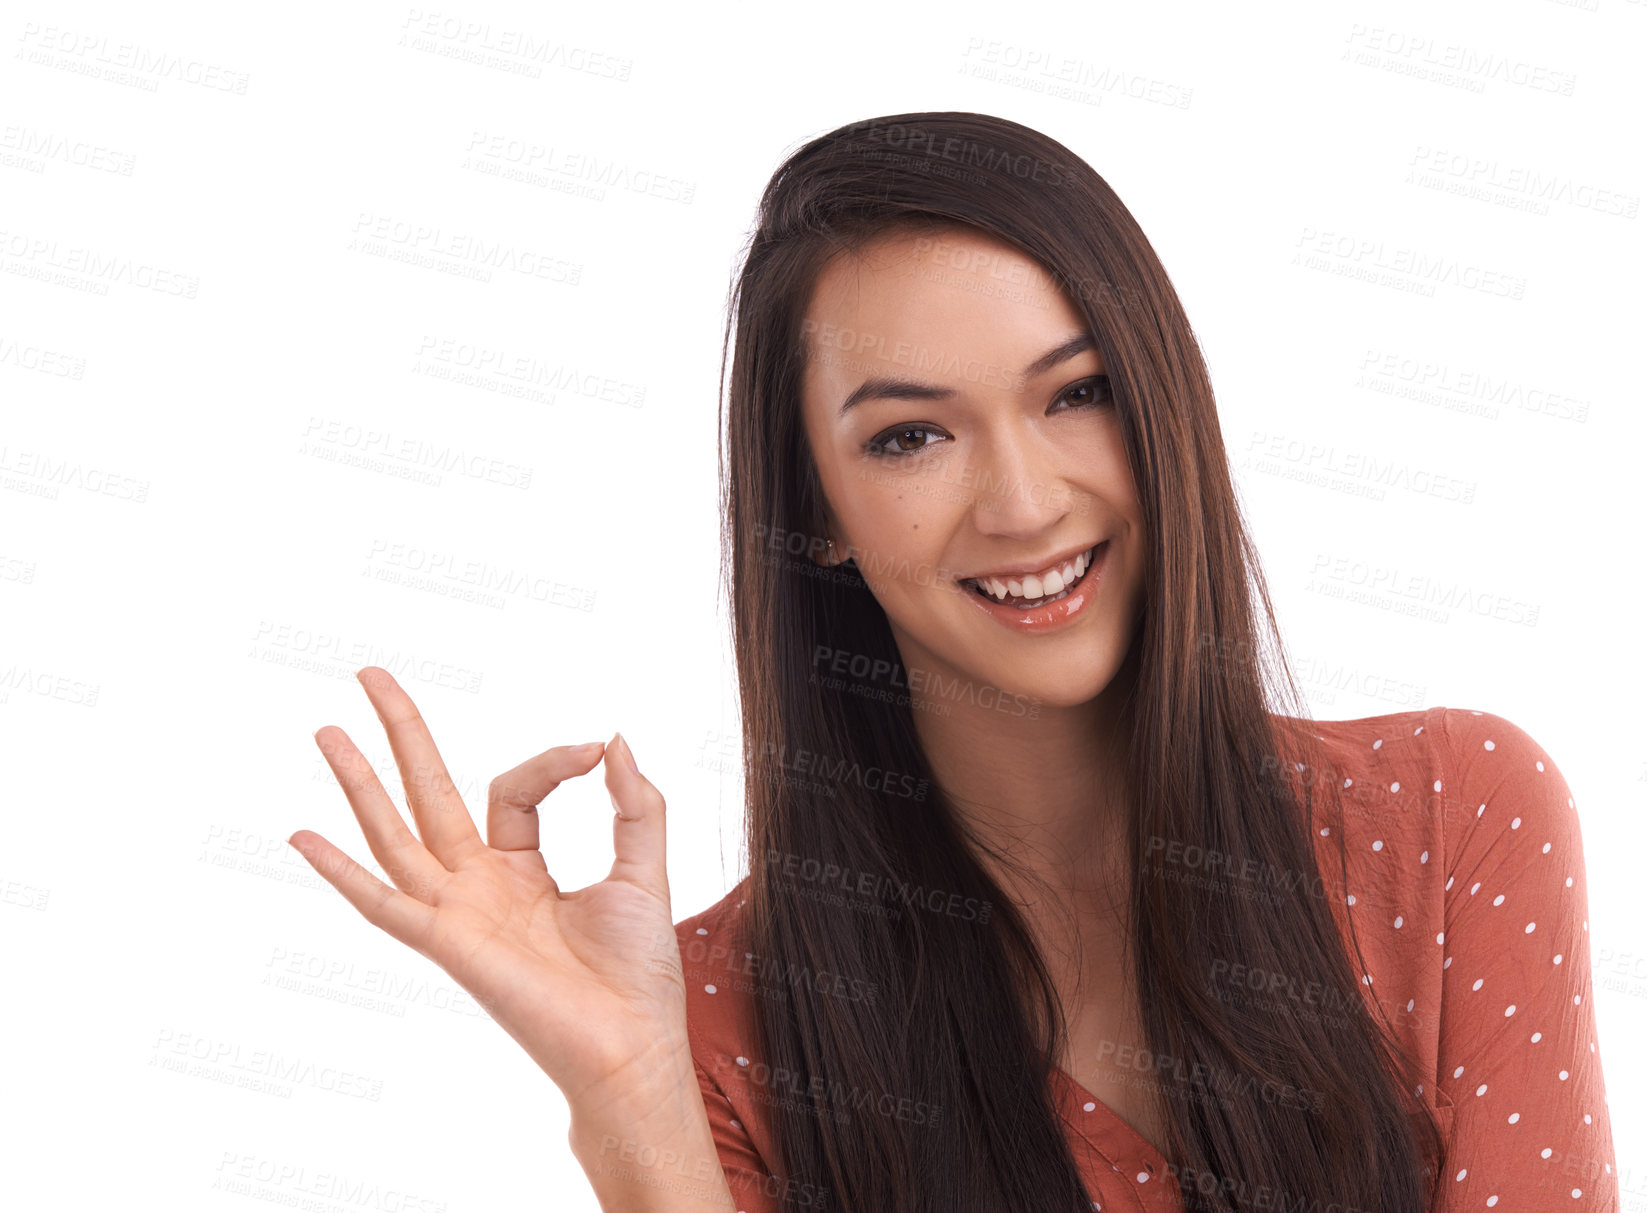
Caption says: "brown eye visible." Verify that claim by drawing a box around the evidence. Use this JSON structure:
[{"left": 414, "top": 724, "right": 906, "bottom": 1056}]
[
  {"left": 866, "top": 425, "right": 946, "bottom": 458},
  {"left": 1056, "top": 375, "right": 1112, "bottom": 411}
]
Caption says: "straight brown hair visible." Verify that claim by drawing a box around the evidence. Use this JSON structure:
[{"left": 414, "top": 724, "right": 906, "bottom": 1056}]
[{"left": 715, "top": 111, "right": 1442, "bottom": 1213}]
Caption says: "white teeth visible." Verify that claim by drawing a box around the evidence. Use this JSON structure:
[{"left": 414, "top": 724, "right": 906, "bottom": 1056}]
[{"left": 970, "top": 546, "right": 1097, "bottom": 603}]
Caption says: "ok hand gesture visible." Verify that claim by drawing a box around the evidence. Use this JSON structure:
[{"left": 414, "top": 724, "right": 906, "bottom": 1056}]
[{"left": 289, "top": 667, "right": 691, "bottom": 1113}]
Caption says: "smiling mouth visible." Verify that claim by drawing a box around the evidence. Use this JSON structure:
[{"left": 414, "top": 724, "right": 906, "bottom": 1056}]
[{"left": 960, "top": 543, "right": 1102, "bottom": 610}]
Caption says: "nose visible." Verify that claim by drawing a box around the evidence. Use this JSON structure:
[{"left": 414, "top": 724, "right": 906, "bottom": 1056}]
[{"left": 967, "top": 425, "right": 1073, "bottom": 539}]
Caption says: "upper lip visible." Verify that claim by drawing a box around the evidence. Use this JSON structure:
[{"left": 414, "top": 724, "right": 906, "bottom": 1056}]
[{"left": 960, "top": 540, "right": 1105, "bottom": 583}]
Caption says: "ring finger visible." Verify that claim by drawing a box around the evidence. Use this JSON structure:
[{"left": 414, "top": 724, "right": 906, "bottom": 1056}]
[{"left": 314, "top": 724, "right": 450, "bottom": 900}]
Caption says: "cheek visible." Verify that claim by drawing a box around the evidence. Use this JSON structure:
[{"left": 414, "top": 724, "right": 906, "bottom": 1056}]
[{"left": 844, "top": 473, "right": 939, "bottom": 539}]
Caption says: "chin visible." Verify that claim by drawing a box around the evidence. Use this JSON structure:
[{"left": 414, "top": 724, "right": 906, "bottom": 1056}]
[{"left": 971, "top": 654, "right": 1124, "bottom": 714}]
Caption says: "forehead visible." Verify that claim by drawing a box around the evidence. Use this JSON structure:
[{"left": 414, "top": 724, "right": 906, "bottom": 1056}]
[{"left": 802, "top": 225, "right": 1084, "bottom": 365}]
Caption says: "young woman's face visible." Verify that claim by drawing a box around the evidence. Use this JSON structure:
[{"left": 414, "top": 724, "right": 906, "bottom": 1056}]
[{"left": 800, "top": 225, "right": 1148, "bottom": 711}]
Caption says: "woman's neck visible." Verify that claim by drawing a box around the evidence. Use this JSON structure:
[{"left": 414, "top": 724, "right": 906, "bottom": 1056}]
[{"left": 907, "top": 650, "right": 1139, "bottom": 923}]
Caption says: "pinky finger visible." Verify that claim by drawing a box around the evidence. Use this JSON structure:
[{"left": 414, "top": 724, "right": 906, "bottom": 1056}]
[{"left": 290, "top": 829, "right": 437, "bottom": 952}]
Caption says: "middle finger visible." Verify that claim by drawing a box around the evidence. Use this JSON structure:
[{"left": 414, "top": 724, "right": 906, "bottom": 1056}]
[{"left": 355, "top": 666, "right": 482, "bottom": 866}]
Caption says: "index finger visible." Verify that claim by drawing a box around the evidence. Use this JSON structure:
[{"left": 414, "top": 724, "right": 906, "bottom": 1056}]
[
  {"left": 355, "top": 666, "right": 481, "bottom": 866},
  {"left": 487, "top": 741, "right": 607, "bottom": 852}
]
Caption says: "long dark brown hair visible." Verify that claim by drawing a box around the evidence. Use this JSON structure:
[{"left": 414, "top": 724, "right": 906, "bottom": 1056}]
[{"left": 715, "top": 111, "right": 1441, "bottom": 1213}]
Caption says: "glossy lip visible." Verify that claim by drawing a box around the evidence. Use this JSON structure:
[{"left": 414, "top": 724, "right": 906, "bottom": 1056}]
[
  {"left": 960, "top": 540, "right": 1103, "bottom": 585},
  {"left": 959, "top": 540, "right": 1109, "bottom": 634}
]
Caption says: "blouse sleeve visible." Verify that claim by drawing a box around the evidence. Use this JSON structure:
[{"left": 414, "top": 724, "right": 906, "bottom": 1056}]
[
  {"left": 1434, "top": 708, "right": 1620, "bottom": 1210},
  {"left": 694, "top": 1057, "right": 786, "bottom": 1213}
]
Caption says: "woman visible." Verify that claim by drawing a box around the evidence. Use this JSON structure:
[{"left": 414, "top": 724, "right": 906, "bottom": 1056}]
[{"left": 290, "top": 113, "right": 1618, "bottom": 1212}]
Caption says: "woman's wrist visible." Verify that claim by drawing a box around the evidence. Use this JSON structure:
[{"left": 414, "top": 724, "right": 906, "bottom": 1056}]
[
  {"left": 566, "top": 1043, "right": 734, "bottom": 1213},
  {"left": 562, "top": 1030, "right": 701, "bottom": 1127}
]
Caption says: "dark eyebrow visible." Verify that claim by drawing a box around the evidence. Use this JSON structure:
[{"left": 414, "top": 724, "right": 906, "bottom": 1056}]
[{"left": 836, "top": 332, "right": 1097, "bottom": 417}]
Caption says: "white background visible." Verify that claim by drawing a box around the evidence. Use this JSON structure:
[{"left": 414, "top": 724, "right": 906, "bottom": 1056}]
[{"left": 3, "top": 0, "right": 1643, "bottom": 1209}]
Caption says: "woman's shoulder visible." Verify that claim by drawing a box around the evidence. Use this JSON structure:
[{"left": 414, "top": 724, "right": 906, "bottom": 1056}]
[
  {"left": 1275, "top": 704, "right": 1447, "bottom": 844},
  {"left": 671, "top": 880, "right": 785, "bottom": 1170},
  {"left": 674, "top": 877, "right": 752, "bottom": 942},
  {"left": 672, "top": 879, "right": 761, "bottom": 1074},
  {"left": 1289, "top": 704, "right": 1584, "bottom": 861},
  {"left": 1421, "top": 707, "right": 1587, "bottom": 882},
  {"left": 1276, "top": 704, "right": 1587, "bottom": 972},
  {"left": 1273, "top": 706, "right": 1585, "bottom": 1058}
]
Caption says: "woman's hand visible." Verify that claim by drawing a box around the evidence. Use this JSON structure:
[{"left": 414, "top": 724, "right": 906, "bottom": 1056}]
[{"left": 289, "top": 666, "right": 693, "bottom": 1115}]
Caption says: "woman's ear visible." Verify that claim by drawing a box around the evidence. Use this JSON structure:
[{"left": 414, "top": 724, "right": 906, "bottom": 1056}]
[
  {"left": 804, "top": 497, "right": 844, "bottom": 568},
  {"left": 807, "top": 528, "right": 841, "bottom": 568}
]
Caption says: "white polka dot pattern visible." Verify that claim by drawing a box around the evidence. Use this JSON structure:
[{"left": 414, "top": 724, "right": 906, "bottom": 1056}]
[
  {"left": 1427, "top": 709, "right": 1618, "bottom": 1211},
  {"left": 664, "top": 706, "right": 1620, "bottom": 1213}
]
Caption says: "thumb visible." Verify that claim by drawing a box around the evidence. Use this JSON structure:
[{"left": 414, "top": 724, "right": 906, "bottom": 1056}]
[{"left": 602, "top": 731, "right": 669, "bottom": 900}]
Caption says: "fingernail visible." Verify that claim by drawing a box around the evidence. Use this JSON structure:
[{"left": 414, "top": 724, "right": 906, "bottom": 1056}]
[
  {"left": 615, "top": 732, "right": 640, "bottom": 776},
  {"left": 575, "top": 741, "right": 604, "bottom": 754}
]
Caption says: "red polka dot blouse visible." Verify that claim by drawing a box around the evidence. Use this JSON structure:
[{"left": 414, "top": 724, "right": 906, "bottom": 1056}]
[{"left": 673, "top": 706, "right": 1619, "bottom": 1211}]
